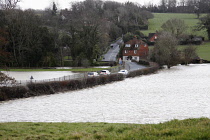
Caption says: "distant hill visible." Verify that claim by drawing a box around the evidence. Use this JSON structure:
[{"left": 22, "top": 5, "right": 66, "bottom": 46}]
[{"left": 142, "top": 13, "right": 207, "bottom": 40}]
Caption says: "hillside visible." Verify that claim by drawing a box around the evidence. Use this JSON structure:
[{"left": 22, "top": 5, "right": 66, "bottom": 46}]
[
  {"left": 143, "top": 13, "right": 210, "bottom": 61},
  {"left": 142, "top": 13, "right": 207, "bottom": 39}
]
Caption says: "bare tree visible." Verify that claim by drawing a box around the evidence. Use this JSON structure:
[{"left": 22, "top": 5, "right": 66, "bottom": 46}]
[
  {"left": 182, "top": 45, "right": 197, "bottom": 65},
  {"left": 150, "top": 32, "right": 181, "bottom": 69},
  {"left": 168, "top": 0, "right": 177, "bottom": 12},
  {"left": 161, "top": 18, "right": 188, "bottom": 38},
  {"left": 159, "top": 0, "right": 168, "bottom": 12},
  {"left": 0, "top": 72, "right": 16, "bottom": 86},
  {"left": 0, "top": 0, "right": 20, "bottom": 10},
  {"left": 197, "top": 14, "right": 210, "bottom": 40}
]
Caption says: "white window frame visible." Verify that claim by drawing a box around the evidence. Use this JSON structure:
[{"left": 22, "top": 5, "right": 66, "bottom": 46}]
[
  {"left": 125, "top": 50, "right": 127, "bottom": 53},
  {"left": 135, "top": 44, "right": 138, "bottom": 47},
  {"left": 125, "top": 44, "right": 131, "bottom": 47},
  {"left": 134, "top": 50, "right": 137, "bottom": 54},
  {"left": 154, "top": 36, "right": 157, "bottom": 39}
]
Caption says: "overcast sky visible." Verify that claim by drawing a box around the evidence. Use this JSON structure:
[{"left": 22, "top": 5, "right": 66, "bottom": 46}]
[{"left": 18, "top": 0, "right": 160, "bottom": 10}]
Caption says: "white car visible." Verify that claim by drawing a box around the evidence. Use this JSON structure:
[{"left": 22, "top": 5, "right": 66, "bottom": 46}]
[
  {"left": 118, "top": 69, "right": 129, "bottom": 75},
  {"left": 88, "top": 72, "right": 99, "bottom": 77},
  {"left": 100, "top": 70, "right": 111, "bottom": 75}
]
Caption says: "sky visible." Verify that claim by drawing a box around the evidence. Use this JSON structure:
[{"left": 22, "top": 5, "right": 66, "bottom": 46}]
[{"left": 17, "top": 0, "right": 160, "bottom": 10}]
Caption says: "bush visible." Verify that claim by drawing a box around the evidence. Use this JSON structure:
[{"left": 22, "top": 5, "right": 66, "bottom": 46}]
[
  {"left": 127, "top": 62, "right": 159, "bottom": 78},
  {"left": 86, "top": 77, "right": 98, "bottom": 87},
  {"left": 27, "top": 83, "right": 54, "bottom": 96},
  {"left": 0, "top": 86, "right": 28, "bottom": 101},
  {"left": 67, "top": 80, "right": 84, "bottom": 90}
]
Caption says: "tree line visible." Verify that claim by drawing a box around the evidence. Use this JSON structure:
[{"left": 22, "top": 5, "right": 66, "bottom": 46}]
[
  {"left": 0, "top": 0, "right": 153, "bottom": 68},
  {"left": 145, "top": 0, "right": 210, "bottom": 15}
]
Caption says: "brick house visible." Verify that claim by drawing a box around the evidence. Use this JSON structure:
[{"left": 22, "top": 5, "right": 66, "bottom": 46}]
[
  {"left": 123, "top": 38, "right": 149, "bottom": 61},
  {"left": 148, "top": 33, "right": 158, "bottom": 43}
]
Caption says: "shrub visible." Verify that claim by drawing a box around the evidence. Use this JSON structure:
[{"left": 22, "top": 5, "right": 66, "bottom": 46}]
[
  {"left": 27, "top": 83, "right": 54, "bottom": 96},
  {"left": 67, "top": 80, "right": 84, "bottom": 90},
  {"left": 108, "top": 74, "right": 124, "bottom": 82},
  {"left": 86, "top": 77, "right": 98, "bottom": 87},
  {"left": 0, "top": 86, "right": 28, "bottom": 101}
]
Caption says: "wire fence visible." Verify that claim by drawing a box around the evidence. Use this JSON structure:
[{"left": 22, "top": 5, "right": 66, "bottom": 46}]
[{"left": 14, "top": 65, "right": 124, "bottom": 86}]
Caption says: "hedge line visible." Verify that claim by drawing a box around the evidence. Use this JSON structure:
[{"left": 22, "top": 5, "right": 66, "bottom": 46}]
[
  {"left": 127, "top": 62, "right": 159, "bottom": 78},
  {"left": 0, "top": 62, "right": 159, "bottom": 101},
  {"left": 0, "top": 74, "right": 124, "bottom": 101}
]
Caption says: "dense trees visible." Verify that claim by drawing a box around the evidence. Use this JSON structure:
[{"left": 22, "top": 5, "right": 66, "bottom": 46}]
[
  {"left": 197, "top": 14, "right": 210, "bottom": 40},
  {"left": 0, "top": 0, "right": 153, "bottom": 67},
  {"left": 55, "top": 0, "right": 152, "bottom": 66},
  {"left": 146, "top": 0, "right": 210, "bottom": 14},
  {"left": 0, "top": 9, "right": 56, "bottom": 67}
]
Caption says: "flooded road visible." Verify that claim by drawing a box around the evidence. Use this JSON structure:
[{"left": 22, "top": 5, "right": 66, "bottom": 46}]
[{"left": 0, "top": 64, "right": 209, "bottom": 124}]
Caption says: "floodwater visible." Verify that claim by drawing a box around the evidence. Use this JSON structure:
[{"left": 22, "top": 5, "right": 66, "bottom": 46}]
[
  {"left": 1, "top": 71, "right": 76, "bottom": 81},
  {"left": 0, "top": 64, "right": 210, "bottom": 124}
]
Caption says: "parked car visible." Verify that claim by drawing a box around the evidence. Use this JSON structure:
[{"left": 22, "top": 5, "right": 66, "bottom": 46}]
[
  {"left": 100, "top": 70, "right": 111, "bottom": 75},
  {"left": 88, "top": 72, "right": 99, "bottom": 77},
  {"left": 118, "top": 69, "right": 129, "bottom": 75}
]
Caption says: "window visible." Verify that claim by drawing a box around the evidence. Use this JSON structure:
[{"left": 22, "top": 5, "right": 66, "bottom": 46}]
[
  {"left": 154, "top": 36, "right": 157, "bottom": 39},
  {"left": 125, "top": 50, "right": 127, "bottom": 53},
  {"left": 125, "top": 44, "right": 131, "bottom": 47},
  {"left": 134, "top": 50, "right": 137, "bottom": 54},
  {"left": 144, "top": 44, "right": 147, "bottom": 47},
  {"left": 135, "top": 44, "right": 138, "bottom": 47}
]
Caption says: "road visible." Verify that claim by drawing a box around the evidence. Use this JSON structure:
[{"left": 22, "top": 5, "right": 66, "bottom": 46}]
[
  {"left": 102, "top": 39, "right": 122, "bottom": 62},
  {"left": 102, "top": 38, "right": 147, "bottom": 72},
  {"left": 124, "top": 61, "right": 147, "bottom": 71}
]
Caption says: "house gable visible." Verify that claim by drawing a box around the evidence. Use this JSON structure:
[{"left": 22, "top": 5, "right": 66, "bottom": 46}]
[
  {"left": 148, "top": 33, "right": 158, "bottom": 42},
  {"left": 123, "top": 38, "right": 149, "bottom": 60}
]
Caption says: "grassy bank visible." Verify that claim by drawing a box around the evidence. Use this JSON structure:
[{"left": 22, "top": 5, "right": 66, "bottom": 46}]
[
  {"left": 142, "top": 13, "right": 207, "bottom": 39},
  {"left": 0, "top": 118, "right": 209, "bottom": 140}
]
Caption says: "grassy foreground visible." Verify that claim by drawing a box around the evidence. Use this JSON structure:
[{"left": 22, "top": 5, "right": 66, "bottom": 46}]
[{"left": 0, "top": 118, "right": 209, "bottom": 140}]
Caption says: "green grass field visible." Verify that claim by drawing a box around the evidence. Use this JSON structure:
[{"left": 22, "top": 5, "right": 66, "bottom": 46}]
[
  {"left": 144, "top": 13, "right": 210, "bottom": 60},
  {"left": 142, "top": 13, "right": 207, "bottom": 39},
  {"left": 178, "top": 42, "right": 210, "bottom": 60},
  {"left": 0, "top": 118, "right": 209, "bottom": 140}
]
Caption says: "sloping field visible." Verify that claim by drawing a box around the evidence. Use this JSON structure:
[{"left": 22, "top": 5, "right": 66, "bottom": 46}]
[
  {"left": 142, "top": 13, "right": 207, "bottom": 39},
  {"left": 144, "top": 13, "right": 210, "bottom": 60}
]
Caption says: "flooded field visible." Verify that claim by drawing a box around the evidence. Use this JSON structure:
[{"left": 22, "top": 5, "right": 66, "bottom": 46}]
[
  {"left": 0, "top": 64, "right": 209, "bottom": 124},
  {"left": 2, "top": 71, "right": 76, "bottom": 81}
]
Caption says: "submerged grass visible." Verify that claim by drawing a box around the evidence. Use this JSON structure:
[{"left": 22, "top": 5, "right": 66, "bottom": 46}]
[
  {"left": 0, "top": 68, "right": 105, "bottom": 72},
  {"left": 0, "top": 118, "right": 209, "bottom": 140}
]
